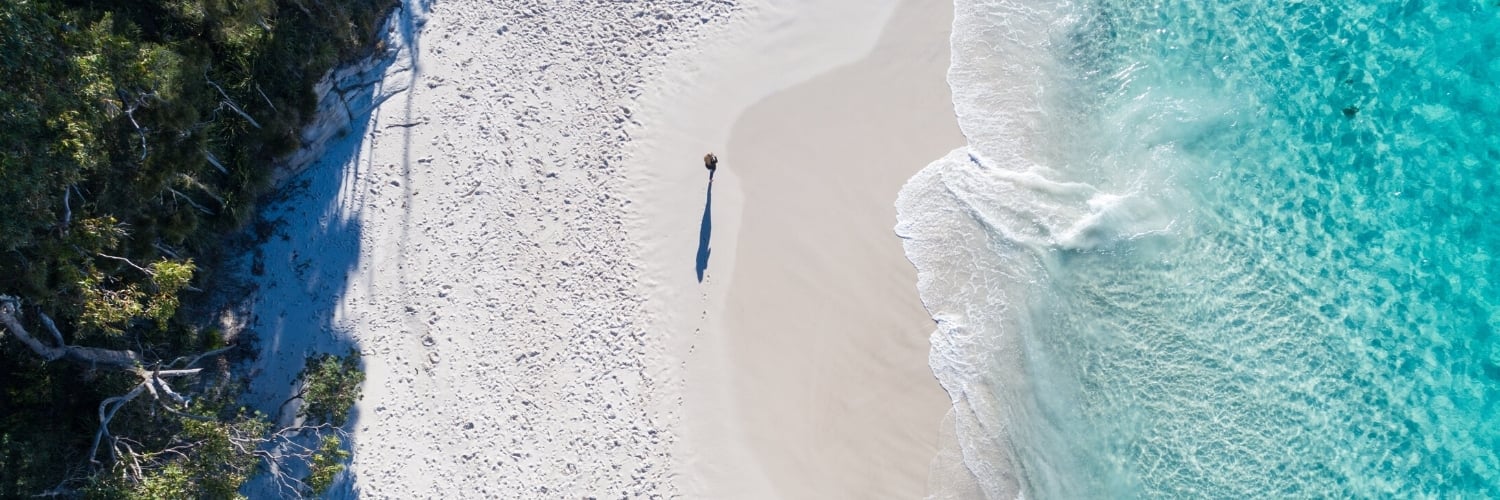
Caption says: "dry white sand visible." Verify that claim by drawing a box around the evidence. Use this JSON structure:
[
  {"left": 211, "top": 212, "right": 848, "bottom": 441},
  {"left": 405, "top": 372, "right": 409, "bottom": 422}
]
[
  {"left": 240, "top": 1, "right": 734, "bottom": 496},
  {"left": 235, "top": 0, "right": 962, "bottom": 497}
]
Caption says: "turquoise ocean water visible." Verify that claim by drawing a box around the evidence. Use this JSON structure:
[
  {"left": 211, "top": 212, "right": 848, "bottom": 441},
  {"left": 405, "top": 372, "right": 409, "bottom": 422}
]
[{"left": 896, "top": 0, "right": 1500, "bottom": 497}]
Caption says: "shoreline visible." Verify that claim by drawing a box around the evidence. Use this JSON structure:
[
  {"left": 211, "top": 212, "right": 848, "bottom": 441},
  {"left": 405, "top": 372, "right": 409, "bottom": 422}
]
[
  {"left": 629, "top": 0, "right": 962, "bottom": 496},
  {"left": 234, "top": 0, "right": 963, "bottom": 495}
]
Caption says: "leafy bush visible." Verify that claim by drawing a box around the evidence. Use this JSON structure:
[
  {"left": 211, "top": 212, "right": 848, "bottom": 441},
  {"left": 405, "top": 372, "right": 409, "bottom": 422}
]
[
  {"left": 0, "top": 0, "right": 395, "bottom": 494},
  {"left": 306, "top": 434, "right": 350, "bottom": 494},
  {"left": 300, "top": 350, "right": 365, "bottom": 426}
]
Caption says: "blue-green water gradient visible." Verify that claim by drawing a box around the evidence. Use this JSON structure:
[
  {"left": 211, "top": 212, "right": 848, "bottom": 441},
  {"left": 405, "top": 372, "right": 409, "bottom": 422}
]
[{"left": 901, "top": 0, "right": 1500, "bottom": 497}]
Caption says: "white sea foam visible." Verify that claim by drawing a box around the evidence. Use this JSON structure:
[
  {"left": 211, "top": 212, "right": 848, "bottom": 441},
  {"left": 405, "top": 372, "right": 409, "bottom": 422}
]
[
  {"left": 908, "top": 0, "right": 1500, "bottom": 497},
  {"left": 898, "top": 0, "right": 1187, "bottom": 497}
]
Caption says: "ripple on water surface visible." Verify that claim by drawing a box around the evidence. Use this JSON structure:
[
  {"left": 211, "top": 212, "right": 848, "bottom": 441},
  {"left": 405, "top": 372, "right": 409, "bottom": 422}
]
[{"left": 905, "top": 0, "right": 1500, "bottom": 497}]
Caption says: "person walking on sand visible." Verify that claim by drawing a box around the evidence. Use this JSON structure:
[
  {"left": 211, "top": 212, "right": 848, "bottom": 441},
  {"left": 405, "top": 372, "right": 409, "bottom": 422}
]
[{"left": 703, "top": 152, "right": 718, "bottom": 172}]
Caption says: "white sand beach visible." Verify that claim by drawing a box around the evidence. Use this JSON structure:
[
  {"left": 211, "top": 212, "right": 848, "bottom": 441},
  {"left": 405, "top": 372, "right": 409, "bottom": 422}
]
[
  {"left": 630, "top": 0, "right": 962, "bottom": 497},
  {"left": 236, "top": 0, "right": 962, "bottom": 496}
]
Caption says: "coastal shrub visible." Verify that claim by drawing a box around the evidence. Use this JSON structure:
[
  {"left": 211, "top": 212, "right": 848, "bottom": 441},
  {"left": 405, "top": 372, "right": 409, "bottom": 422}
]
[
  {"left": 300, "top": 350, "right": 365, "bottom": 426},
  {"left": 0, "top": 0, "right": 395, "bottom": 494},
  {"left": 307, "top": 434, "right": 351, "bottom": 494}
]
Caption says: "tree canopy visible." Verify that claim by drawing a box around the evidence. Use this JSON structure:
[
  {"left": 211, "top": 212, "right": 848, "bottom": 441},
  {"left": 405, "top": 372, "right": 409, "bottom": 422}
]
[{"left": 0, "top": 0, "right": 395, "bottom": 496}]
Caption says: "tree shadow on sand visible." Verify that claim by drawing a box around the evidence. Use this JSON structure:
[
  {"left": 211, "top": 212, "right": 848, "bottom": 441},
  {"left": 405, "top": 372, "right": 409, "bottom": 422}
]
[
  {"left": 695, "top": 170, "right": 714, "bottom": 282},
  {"left": 233, "top": 0, "right": 430, "bottom": 496}
]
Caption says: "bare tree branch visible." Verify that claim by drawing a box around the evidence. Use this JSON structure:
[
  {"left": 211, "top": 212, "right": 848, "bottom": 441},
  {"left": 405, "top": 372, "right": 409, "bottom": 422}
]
[
  {"left": 150, "top": 368, "right": 205, "bottom": 377},
  {"left": 71, "top": 184, "right": 88, "bottom": 204},
  {"left": 0, "top": 298, "right": 229, "bottom": 469},
  {"left": 0, "top": 297, "right": 69, "bottom": 363},
  {"left": 166, "top": 344, "right": 236, "bottom": 370},
  {"left": 94, "top": 253, "right": 152, "bottom": 275},
  {"left": 153, "top": 398, "right": 217, "bottom": 423},
  {"left": 61, "top": 186, "right": 73, "bottom": 234},
  {"left": 255, "top": 423, "right": 350, "bottom": 497},
  {"left": 5, "top": 295, "right": 354, "bottom": 491},
  {"left": 153, "top": 241, "right": 182, "bottom": 260},
  {"left": 205, "top": 74, "right": 262, "bottom": 129},
  {"left": 255, "top": 83, "right": 278, "bottom": 113},
  {"left": 166, "top": 187, "right": 215, "bottom": 215},
  {"left": 114, "top": 89, "right": 150, "bottom": 161},
  {"left": 125, "top": 111, "right": 147, "bottom": 161},
  {"left": 176, "top": 173, "right": 225, "bottom": 205},
  {"left": 90, "top": 383, "right": 146, "bottom": 465},
  {"left": 277, "top": 387, "right": 308, "bottom": 422},
  {"left": 287, "top": 0, "right": 313, "bottom": 16},
  {"left": 138, "top": 373, "right": 217, "bottom": 423},
  {"left": 38, "top": 310, "right": 64, "bottom": 348},
  {"left": 0, "top": 296, "right": 230, "bottom": 374},
  {"left": 203, "top": 149, "right": 229, "bottom": 175},
  {"left": 149, "top": 372, "right": 186, "bottom": 405},
  {"left": 109, "top": 439, "right": 142, "bottom": 482}
]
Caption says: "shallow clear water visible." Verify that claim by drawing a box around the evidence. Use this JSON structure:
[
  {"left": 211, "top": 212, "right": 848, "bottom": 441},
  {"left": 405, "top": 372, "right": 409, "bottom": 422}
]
[{"left": 897, "top": 0, "right": 1500, "bottom": 497}]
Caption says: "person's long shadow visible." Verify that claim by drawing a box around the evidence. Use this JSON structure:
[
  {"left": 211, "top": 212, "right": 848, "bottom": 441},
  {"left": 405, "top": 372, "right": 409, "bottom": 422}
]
[{"left": 695, "top": 170, "right": 715, "bottom": 282}]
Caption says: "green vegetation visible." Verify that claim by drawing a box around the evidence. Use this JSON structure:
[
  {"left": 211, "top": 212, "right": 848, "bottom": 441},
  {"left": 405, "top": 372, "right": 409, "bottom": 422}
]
[
  {"left": 306, "top": 434, "right": 352, "bottom": 494},
  {"left": 83, "top": 400, "right": 272, "bottom": 499},
  {"left": 0, "top": 0, "right": 395, "bottom": 496},
  {"left": 300, "top": 350, "right": 365, "bottom": 426},
  {"left": 302, "top": 351, "right": 363, "bottom": 495}
]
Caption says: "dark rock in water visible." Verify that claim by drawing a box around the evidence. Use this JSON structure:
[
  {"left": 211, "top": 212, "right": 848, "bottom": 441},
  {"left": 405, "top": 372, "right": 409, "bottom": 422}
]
[{"left": 1343, "top": 105, "right": 1359, "bottom": 117}]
